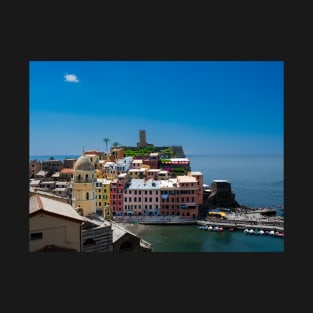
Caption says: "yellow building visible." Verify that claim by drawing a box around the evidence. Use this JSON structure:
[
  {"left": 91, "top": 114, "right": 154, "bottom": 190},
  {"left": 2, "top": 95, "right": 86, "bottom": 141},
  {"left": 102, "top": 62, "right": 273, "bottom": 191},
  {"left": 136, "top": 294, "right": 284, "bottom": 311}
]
[
  {"left": 71, "top": 155, "right": 96, "bottom": 216},
  {"left": 95, "top": 178, "right": 112, "bottom": 219}
]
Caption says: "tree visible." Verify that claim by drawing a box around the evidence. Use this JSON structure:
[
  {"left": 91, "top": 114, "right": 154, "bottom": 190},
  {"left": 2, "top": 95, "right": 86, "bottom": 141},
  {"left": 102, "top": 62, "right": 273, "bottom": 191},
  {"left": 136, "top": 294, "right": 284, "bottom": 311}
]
[
  {"left": 112, "top": 142, "right": 120, "bottom": 148},
  {"left": 103, "top": 138, "right": 110, "bottom": 152}
]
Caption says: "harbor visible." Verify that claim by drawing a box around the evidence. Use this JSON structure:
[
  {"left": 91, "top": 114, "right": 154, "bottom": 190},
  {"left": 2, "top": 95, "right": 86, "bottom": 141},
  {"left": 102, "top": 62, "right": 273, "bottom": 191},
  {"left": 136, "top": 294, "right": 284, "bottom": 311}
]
[
  {"left": 197, "top": 208, "right": 284, "bottom": 232},
  {"left": 114, "top": 207, "right": 284, "bottom": 231},
  {"left": 113, "top": 215, "right": 198, "bottom": 225},
  {"left": 112, "top": 207, "right": 284, "bottom": 252}
]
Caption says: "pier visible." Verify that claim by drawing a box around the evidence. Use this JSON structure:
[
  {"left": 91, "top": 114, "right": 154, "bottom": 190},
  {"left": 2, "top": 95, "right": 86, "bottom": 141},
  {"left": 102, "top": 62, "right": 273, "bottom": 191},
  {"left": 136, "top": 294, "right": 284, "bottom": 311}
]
[{"left": 198, "top": 210, "right": 284, "bottom": 232}]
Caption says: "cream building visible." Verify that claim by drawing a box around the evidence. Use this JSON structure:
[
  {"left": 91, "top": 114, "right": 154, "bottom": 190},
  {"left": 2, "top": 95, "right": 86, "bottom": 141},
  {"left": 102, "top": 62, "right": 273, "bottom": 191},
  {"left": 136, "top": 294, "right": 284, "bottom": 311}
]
[
  {"left": 71, "top": 155, "right": 96, "bottom": 216},
  {"left": 29, "top": 194, "right": 85, "bottom": 252}
]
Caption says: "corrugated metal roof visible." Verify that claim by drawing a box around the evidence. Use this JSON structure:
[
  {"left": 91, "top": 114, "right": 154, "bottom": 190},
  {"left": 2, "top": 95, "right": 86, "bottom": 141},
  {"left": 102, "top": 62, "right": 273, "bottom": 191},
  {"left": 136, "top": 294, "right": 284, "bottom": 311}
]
[{"left": 111, "top": 222, "right": 139, "bottom": 242}]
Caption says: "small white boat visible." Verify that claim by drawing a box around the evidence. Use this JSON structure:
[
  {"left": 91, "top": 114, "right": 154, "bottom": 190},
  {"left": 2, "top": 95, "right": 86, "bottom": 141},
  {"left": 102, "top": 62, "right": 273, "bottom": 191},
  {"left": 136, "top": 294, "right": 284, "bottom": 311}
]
[{"left": 198, "top": 225, "right": 208, "bottom": 230}]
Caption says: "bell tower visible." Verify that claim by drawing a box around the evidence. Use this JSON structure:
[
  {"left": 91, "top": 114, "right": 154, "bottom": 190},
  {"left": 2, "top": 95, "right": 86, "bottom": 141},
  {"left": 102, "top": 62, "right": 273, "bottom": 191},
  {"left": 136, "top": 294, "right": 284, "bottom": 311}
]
[{"left": 72, "top": 155, "right": 96, "bottom": 216}]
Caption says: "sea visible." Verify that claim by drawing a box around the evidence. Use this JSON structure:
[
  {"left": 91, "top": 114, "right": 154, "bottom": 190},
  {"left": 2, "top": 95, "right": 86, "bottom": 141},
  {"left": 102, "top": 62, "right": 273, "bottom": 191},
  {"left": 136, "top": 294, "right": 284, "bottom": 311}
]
[{"left": 29, "top": 153, "right": 284, "bottom": 253}]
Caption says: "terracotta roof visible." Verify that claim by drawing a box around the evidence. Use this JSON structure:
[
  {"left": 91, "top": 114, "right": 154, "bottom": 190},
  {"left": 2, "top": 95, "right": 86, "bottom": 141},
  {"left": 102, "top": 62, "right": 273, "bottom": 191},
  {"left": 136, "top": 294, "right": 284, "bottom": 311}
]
[
  {"left": 29, "top": 194, "right": 84, "bottom": 222},
  {"left": 60, "top": 168, "right": 73, "bottom": 173}
]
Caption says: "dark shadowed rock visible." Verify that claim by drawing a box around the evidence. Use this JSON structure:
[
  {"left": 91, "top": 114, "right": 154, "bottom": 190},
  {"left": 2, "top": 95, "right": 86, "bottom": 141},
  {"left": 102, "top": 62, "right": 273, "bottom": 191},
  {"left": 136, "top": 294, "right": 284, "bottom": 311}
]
[{"left": 198, "top": 180, "right": 240, "bottom": 218}]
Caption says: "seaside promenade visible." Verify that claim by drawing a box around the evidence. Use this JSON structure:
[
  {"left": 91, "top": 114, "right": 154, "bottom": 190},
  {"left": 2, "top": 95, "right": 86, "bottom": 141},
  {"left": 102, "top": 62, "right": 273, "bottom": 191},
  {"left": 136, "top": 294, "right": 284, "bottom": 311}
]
[
  {"left": 113, "top": 208, "right": 284, "bottom": 232},
  {"left": 113, "top": 215, "right": 197, "bottom": 225}
]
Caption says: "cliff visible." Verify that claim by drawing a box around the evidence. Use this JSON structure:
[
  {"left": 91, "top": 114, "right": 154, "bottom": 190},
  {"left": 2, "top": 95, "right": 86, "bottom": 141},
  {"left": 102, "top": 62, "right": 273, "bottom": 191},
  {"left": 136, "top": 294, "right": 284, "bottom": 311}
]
[{"left": 198, "top": 180, "right": 240, "bottom": 218}]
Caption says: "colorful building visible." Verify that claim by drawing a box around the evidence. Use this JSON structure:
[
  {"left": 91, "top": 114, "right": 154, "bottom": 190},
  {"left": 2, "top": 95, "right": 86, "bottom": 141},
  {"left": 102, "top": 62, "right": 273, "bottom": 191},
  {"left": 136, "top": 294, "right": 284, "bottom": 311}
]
[{"left": 71, "top": 155, "right": 96, "bottom": 216}]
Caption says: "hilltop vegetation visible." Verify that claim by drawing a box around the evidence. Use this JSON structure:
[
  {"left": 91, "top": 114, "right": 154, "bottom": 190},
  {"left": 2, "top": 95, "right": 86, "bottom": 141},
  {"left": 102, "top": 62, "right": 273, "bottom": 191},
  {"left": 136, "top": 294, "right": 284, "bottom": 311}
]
[
  {"left": 123, "top": 146, "right": 174, "bottom": 158},
  {"left": 122, "top": 146, "right": 189, "bottom": 176}
]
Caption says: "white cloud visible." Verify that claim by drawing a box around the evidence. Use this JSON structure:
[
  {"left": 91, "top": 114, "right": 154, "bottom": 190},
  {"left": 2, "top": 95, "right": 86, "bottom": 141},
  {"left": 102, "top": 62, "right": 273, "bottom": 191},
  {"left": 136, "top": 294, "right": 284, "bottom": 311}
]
[{"left": 64, "top": 72, "right": 79, "bottom": 83}]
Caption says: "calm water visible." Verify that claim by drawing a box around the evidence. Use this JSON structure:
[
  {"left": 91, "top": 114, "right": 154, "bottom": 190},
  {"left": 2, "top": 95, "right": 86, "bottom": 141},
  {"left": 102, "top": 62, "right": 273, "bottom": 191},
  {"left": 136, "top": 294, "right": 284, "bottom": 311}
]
[
  {"left": 187, "top": 153, "right": 284, "bottom": 209},
  {"left": 30, "top": 153, "right": 284, "bottom": 252},
  {"left": 127, "top": 224, "right": 284, "bottom": 252}
]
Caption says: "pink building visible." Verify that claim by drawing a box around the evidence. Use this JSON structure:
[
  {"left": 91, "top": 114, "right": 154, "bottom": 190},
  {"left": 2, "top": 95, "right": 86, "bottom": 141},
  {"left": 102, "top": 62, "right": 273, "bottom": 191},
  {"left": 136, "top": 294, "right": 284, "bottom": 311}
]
[
  {"left": 109, "top": 169, "right": 203, "bottom": 219},
  {"left": 159, "top": 173, "right": 202, "bottom": 218},
  {"left": 124, "top": 178, "right": 160, "bottom": 216}
]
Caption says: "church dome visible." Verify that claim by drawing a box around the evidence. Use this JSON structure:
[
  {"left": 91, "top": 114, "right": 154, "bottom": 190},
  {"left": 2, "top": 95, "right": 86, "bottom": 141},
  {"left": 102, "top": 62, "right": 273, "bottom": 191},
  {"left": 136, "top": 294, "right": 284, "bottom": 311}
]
[{"left": 74, "top": 155, "right": 95, "bottom": 171}]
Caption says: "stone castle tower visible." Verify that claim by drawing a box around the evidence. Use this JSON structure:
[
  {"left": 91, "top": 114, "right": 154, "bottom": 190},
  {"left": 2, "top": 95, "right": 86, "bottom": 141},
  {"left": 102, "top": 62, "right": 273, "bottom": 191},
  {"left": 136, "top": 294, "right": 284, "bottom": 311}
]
[{"left": 137, "top": 129, "right": 147, "bottom": 147}]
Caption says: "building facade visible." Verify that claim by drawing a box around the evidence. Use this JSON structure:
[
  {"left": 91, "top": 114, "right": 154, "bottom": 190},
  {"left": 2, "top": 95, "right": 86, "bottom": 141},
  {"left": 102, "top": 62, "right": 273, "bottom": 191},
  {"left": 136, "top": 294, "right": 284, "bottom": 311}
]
[
  {"left": 29, "top": 194, "right": 84, "bottom": 252},
  {"left": 71, "top": 155, "right": 96, "bottom": 216}
]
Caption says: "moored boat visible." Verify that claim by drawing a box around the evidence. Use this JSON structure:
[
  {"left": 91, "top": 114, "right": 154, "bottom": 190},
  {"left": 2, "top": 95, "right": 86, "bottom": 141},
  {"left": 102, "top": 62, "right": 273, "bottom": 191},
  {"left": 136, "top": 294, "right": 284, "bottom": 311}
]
[{"left": 198, "top": 225, "right": 209, "bottom": 230}]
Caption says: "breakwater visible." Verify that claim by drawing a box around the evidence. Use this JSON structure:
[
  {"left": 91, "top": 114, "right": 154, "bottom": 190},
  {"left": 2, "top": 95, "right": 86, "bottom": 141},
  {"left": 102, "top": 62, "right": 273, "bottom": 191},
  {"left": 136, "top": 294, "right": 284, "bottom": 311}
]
[{"left": 198, "top": 209, "right": 284, "bottom": 231}]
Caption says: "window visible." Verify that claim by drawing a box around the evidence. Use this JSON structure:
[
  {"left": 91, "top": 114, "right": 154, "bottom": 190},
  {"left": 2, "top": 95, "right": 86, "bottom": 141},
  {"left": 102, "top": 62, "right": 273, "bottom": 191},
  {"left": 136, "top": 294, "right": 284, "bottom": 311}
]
[{"left": 30, "top": 232, "right": 42, "bottom": 240}]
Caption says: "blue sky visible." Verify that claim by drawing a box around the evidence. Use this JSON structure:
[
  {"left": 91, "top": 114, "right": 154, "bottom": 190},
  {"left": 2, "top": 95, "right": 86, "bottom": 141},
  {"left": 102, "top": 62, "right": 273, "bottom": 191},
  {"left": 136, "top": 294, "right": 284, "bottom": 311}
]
[{"left": 29, "top": 60, "right": 284, "bottom": 156}]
